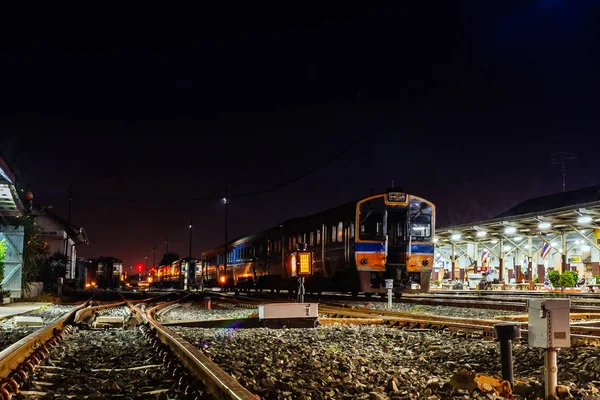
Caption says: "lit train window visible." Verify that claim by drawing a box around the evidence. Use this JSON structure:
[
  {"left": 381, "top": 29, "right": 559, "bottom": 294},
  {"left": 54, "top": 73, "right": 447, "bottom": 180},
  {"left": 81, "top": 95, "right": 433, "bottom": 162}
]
[
  {"left": 337, "top": 222, "right": 343, "bottom": 242},
  {"left": 331, "top": 226, "right": 337, "bottom": 243},
  {"left": 317, "top": 229, "right": 321, "bottom": 245},
  {"left": 359, "top": 196, "right": 385, "bottom": 241},
  {"left": 310, "top": 232, "right": 314, "bottom": 246},
  {"left": 350, "top": 222, "right": 355, "bottom": 238}
]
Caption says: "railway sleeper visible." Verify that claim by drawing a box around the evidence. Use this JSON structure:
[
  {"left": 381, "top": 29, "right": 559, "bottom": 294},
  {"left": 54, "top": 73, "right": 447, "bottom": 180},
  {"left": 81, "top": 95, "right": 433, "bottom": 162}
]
[
  {"left": 0, "top": 325, "right": 77, "bottom": 400},
  {"left": 138, "top": 324, "right": 208, "bottom": 399}
]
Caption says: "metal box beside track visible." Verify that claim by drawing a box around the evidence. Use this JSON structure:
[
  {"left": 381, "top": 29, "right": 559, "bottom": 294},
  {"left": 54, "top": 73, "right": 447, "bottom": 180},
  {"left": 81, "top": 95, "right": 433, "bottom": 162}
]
[
  {"left": 527, "top": 298, "right": 570, "bottom": 348},
  {"left": 257, "top": 303, "right": 318, "bottom": 328}
]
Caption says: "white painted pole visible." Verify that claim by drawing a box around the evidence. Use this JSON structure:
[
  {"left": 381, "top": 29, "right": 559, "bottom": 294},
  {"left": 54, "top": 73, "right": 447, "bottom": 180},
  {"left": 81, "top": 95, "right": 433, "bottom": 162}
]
[{"left": 545, "top": 348, "right": 558, "bottom": 398}]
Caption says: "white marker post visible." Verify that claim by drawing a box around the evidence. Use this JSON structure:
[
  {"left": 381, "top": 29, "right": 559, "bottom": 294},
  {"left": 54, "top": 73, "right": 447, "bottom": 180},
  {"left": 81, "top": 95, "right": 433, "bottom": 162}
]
[
  {"left": 527, "top": 298, "right": 571, "bottom": 398},
  {"left": 385, "top": 279, "right": 394, "bottom": 309}
]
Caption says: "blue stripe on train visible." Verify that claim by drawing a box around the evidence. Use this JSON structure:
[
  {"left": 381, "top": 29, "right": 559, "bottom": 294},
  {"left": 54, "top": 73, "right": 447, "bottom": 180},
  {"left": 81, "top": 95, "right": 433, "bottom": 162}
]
[
  {"left": 355, "top": 242, "right": 385, "bottom": 252},
  {"left": 411, "top": 243, "right": 434, "bottom": 254},
  {"left": 356, "top": 242, "right": 433, "bottom": 254}
]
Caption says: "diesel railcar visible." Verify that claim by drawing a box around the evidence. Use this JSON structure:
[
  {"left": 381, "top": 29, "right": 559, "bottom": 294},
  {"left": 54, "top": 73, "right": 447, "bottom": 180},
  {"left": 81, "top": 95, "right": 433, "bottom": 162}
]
[
  {"left": 148, "top": 258, "right": 199, "bottom": 289},
  {"left": 200, "top": 189, "right": 435, "bottom": 295}
]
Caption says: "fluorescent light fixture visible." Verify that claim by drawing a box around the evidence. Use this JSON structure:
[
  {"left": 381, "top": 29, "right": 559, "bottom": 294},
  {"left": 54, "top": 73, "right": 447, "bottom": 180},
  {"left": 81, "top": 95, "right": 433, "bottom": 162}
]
[
  {"left": 582, "top": 245, "right": 591, "bottom": 251},
  {"left": 514, "top": 236, "right": 523, "bottom": 242},
  {"left": 451, "top": 234, "right": 461, "bottom": 241},
  {"left": 433, "top": 237, "right": 439, "bottom": 243},
  {"left": 578, "top": 216, "right": 592, "bottom": 224},
  {"left": 476, "top": 231, "right": 487, "bottom": 237},
  {"left": 491, "top": 240, "right": 498, "bottom": 244},
  {"left": 538, "top": 222, "right": 551, "bottom": 229},
  {"left": 504, "top": 227, "right": 517, "bottom": 234}
]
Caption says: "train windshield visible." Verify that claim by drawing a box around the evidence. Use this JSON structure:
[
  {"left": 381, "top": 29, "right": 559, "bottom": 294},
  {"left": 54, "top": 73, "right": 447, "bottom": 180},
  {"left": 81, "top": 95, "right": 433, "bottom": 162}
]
[
  {"left": 359, "top": 197, "right": 385, "bottom": 240},
  {"left": 410, "top": 214, "right": 431, "bottom": 239}
]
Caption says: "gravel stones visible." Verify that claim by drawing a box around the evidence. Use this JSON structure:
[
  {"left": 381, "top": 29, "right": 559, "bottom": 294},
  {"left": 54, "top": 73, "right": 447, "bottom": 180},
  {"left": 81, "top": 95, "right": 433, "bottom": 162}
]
[
  {"left": 17, "top": 327, "right": 184, "bottom": 399},
  {"left": 158, "top": 302, "right": 254, "bottom": 322},
  {"left": 173, "top": 324, "right": 600, "bottom": 399}
]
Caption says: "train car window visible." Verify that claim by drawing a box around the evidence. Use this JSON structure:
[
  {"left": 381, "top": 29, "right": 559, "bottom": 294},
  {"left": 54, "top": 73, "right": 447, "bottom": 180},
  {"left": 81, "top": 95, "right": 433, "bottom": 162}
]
[
  {"left": 337, "top": 222, "right": 343, "bottom": 242},
  {"left": 317, "top": 229, "right": 321, "bottom": 245},
  {"left": 359, "top": 197, "right": 385, "bottom": 241},
  {"left": 310, "top": 232, "right": 314, "bottom": 246},
  {"left": 411, "top": 214, "right": 432, "bottom": 239},
  {"left": 331, "top": 225, "right": 337, "bottom": 242},
  {"left": 350, "top": 222, "right": 355, "bottom": 238}
]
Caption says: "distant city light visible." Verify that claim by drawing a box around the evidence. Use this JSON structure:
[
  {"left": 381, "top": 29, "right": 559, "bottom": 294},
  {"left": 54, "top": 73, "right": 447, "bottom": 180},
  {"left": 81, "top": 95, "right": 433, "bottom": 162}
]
[{"left": 222, "top": 197, "right": 228, "bottom": 204}]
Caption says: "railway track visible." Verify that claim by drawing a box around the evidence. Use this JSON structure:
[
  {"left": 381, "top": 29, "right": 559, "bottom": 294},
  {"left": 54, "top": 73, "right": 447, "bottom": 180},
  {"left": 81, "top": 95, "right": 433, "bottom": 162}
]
[{"left": 0, "top": 294, "right": 258, "bottom": 400}]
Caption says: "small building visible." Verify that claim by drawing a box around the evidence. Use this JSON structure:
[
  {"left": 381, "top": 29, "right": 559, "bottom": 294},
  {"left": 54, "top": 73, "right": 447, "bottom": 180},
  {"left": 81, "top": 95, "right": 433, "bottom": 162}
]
[
  {"left": 0, "top": 156, "right": 25, "bottom": 299},
  {"left": 34, "top": 206, "right": 89, "bottom": 285}
]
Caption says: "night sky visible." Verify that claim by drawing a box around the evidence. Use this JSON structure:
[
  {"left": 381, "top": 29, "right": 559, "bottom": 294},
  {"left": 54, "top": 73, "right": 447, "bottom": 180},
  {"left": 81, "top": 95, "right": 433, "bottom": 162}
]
[{"left": 1, "top": 1, "right": 599, "bottom": 271}]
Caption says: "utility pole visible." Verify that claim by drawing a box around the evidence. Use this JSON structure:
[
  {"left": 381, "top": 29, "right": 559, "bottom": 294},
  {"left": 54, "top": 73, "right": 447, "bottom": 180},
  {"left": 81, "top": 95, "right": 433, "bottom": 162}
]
[
  {"left": 63, "top": 185, "right": 73, "bottom": 281},
  {"left": 551, "top": 152, "right": 577, "bottom": 192},
  {"left": 223, "top": 189, "right": 229, "bottom": 285},
  {"left": 189, "top": 219, "right": 193, "bottom": 259},
  {"left": 145, "top": 255, "right": 148, "bottom": 278}
]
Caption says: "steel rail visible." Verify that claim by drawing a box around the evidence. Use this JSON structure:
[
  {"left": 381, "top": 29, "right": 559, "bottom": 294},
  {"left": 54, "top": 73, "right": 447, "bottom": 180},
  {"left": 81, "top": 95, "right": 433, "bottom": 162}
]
[
  {"left": 320, "top": 305, "right": 600, "bottom": 346},
  {"left": 121, "top": 293, "right": 259, "bottom": 400},
  {"left": 0, "top": 300, "right": 89, "bottom": 382}
]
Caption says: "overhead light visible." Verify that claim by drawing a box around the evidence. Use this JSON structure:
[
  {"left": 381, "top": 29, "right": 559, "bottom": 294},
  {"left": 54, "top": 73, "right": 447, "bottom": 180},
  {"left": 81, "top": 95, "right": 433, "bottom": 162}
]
[
  {"left": 451, "top": 234, "right": 461, "bottom": 241},
  {"left": 575, "top": 240, "right": 581, "bottom": 244},
  {"left": 578, "top": 216, "right": 592, "bottom": 224},
  {"left": 581, "top": 229, "right": 587, "bottom": 234},
  {"left": 476, "top": 231, "right": 487, "bottom": 237},
  {"left": 505, "top": 245, "right": 512, "bottom": 251},
  {"left": 551, "top": 242, "right": 558, "bottom": 247},
  {"left": 514, "top": 236, "right": 523, "bottom": 242},
  {"left": 524, "top": 244, "right": 529, "bottom": 249},
  {"left": 491, "top": 240, "right": 498, "bottom": 244},
  {"left": 433, "top": 237, "right": 439, "bottom": 243},
  {"left": 504, "top": 227, "right": 517, "bottom": 234},
  {"left": 558, "top": 248, "right": 563, "bottom": 253},
  {"left": 582, "top": 245, "right": 591, "bottom": 251},
  {"left": 538, "top": 222, "right": 551, "bottom": 229}
]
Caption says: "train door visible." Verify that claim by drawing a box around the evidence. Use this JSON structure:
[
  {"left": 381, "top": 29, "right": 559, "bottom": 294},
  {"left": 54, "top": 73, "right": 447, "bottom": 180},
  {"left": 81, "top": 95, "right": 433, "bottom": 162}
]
[{"left": 385, "top": 208, "right": 407, "bottom": 265}]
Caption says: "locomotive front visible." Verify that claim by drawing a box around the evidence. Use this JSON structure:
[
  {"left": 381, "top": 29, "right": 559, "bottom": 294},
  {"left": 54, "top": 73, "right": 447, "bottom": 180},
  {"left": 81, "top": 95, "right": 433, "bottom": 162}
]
[{"left": 355, "top": 190, "right": 434, "bottom": 293}]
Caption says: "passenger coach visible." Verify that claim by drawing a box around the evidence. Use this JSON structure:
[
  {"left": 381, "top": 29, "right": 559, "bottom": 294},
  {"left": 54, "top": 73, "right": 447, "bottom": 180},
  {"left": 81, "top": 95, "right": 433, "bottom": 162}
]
[{"left": 200, "top": 189, "right": 435, "bottom": 295}]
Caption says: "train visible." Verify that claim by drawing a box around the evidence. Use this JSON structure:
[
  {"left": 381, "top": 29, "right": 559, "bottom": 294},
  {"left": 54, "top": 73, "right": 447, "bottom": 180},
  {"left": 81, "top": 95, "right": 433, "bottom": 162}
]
[{"left": 197, "top": 189, "right": 435, "bottom": 295}]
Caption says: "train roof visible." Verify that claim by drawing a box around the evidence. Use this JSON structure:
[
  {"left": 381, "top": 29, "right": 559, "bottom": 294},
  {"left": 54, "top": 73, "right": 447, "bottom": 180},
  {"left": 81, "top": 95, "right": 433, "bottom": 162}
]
[{"left": 200, "top": 190, "right": 433, "bottom": 257}]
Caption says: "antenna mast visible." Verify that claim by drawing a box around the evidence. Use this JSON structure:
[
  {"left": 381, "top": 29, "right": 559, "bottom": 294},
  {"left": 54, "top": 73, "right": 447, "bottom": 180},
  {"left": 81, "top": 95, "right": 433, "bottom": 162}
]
[{"left": 551, "top": 152, "right": 577, "bottom": 192}]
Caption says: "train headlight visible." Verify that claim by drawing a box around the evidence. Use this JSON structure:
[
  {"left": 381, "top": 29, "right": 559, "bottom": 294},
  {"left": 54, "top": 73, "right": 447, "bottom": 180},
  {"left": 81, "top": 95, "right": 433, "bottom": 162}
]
[
  {"left": 422, "top": 260, "right": 429, "bottom": 266},
  {"left": 361, "top": 258, "right": 368, "bottom": 265}
]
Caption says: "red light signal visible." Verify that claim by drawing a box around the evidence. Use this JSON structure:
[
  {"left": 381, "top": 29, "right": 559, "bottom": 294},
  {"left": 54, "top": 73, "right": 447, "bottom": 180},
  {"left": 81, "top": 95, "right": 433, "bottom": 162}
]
[{"left": 137, "top": 264, "right": 143, "bottom": 272}]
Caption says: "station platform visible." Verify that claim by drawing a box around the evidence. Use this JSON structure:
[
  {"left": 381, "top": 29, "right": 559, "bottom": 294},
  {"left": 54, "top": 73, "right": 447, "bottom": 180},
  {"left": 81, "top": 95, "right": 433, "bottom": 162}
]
[{"left": 0, "top": 302, "right": 53, "bottom": 321}]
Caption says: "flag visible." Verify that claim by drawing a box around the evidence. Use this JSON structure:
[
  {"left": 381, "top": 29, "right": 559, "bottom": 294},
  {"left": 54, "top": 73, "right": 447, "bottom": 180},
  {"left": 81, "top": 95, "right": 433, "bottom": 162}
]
[
  {"left": 540, "top": 241, "right": 552, "bottom": 259},
  {"left": 481, "top": 247, "right": 490, "bottom": 263}
]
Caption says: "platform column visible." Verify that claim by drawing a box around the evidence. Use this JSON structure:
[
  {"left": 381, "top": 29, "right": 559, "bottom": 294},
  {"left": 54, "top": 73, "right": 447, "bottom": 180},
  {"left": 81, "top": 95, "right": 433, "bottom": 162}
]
[
  {"left": 560, "top": 231, "right": 567, "bottom": 274},
  {"left": 592, "top": 230, "right": 600, "bottom": 276},
  {"left": 514, "top": 251, "right": 522, "bottom": 283},
  {"left": 498, "top": 239, "right": 504, "bottom": 283},
  {"left": 527, "top": 237, "right": 534, "bottom": 289},
  {"left": 451, "top": 243, "right": 456, "bottom": 281}
]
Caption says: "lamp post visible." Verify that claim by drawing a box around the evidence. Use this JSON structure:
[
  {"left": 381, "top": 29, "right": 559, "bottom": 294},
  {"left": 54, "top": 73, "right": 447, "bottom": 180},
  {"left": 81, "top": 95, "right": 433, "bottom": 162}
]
[
  {"left": 189, "top": 219, "right": 193, "bottom": 259},
  {"left": 145, "top": 255, "right": 148, "bottom": 279},
  {"left": 223, "top": 189, "right": 229, "bottom": 287}
]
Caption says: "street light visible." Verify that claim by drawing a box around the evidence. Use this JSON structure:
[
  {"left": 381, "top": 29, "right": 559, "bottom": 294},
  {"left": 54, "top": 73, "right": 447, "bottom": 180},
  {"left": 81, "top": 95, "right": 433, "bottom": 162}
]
[{"left": 223, "top": 189, "right": 228, "bottom": 287}]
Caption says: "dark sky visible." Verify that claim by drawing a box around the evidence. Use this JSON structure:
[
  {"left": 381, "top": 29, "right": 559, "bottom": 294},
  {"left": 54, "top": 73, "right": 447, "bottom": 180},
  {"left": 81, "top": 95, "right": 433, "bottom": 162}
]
[{"left": 1, "top": 1, "right": 599, "bottom": 271}]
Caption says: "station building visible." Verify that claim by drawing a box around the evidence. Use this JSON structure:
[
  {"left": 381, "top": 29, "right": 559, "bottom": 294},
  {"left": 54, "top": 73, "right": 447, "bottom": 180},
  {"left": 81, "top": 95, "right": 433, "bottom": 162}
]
[{"left": 435, "top": 184, "right": 600, "bottom": 289}]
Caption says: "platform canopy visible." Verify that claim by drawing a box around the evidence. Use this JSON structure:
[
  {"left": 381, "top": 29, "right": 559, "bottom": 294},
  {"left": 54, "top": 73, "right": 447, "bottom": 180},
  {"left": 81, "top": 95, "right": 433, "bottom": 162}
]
[
  {"left": 0, "top": 157, "right": 23, "bottom": 218},
  {"left": 435, "top": 185, "right": 600, "bottom": 280}
]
